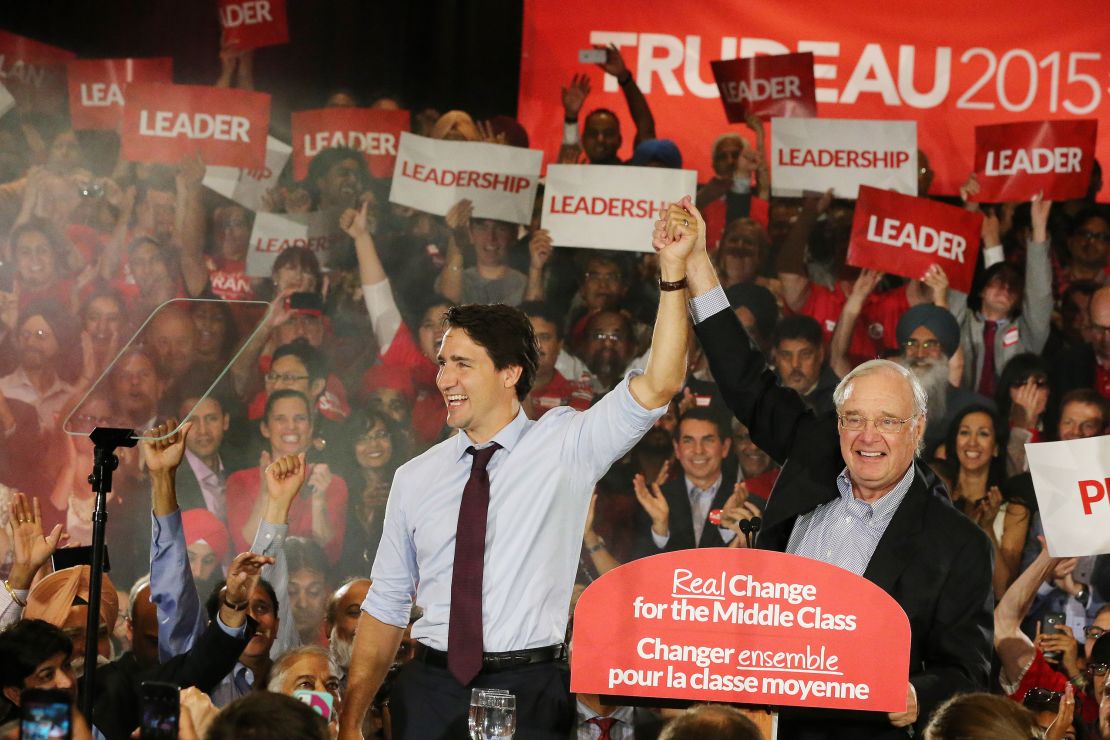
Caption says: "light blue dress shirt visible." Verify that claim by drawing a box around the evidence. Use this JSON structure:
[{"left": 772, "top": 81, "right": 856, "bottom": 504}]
[
  {"left": 363, "top": 372, "right": 667, "bottom": 651},
  {"left": 149, "top": 508, "right": 301, "bottom": 706}
]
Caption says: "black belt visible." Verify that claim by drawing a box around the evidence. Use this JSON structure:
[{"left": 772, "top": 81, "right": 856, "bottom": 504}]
[{"left": 415, "top": 643, "right": 567, "bottom": 673}]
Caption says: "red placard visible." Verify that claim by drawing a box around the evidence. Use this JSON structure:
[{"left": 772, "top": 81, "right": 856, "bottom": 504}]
[
  {"left": 0, "top": 30, "right": 74, "bottom": 114},
  {"left": 218, "top": 0, "right": 289, "bottom": 51},
  {"left": 847, "top": 186, "right": 983, "bottom": 292},
  {"left": 973, "top": 119, "right": 1098, "bottom": 202},
  {"left": 67, "top": 58, "right": 174, "bottom": 131},
  {"left": 291, "top": 108, "right": 410, "bottom": 180},
  {"left": 121, "top": 83, "right": 270, "bottom": 169},
  {"left": 710, "top": 52, "right": 816, "bottom": 122},
  {"left": 517, "top": 0, "right": 1110, "bottom": 201},
  {"left": 572, "top": 548, "right": 910, "bottom": 711}
]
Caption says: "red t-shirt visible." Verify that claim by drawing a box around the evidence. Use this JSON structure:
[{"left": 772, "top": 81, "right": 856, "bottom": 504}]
[
  {"left": 797, "top": 283, "right": 909, "bottom": 365},
  {"left": 225, "top": 465, "right": 348, "bottom": 564},
  {"left": 206, "top": 255, "right": 258, "bottom": 301},
  {"left": 529, "top": 371, "right": 593, "bottom": 417},
  {"left": 1010, "top": 649, "right": 1096, "bottom": 724}
]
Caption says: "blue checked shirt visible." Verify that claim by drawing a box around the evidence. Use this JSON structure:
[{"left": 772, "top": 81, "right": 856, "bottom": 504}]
[{"left": 786, "top": 465, "right": 915, "bottom": 575}]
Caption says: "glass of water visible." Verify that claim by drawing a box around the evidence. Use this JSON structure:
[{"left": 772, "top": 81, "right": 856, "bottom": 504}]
[{"left": 468, "top": 688, "right": 516, "bottom": 740}]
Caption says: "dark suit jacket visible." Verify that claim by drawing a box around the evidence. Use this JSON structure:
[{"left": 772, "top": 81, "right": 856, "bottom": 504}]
[
  {"left": 90, "top": 615, "right": 255, "bottom": 739},
  {"left": 694, "top": 303, "right": 994, "bottom": 739},
  {"left": 636, "top": 471, "right": 739, "bottom": 558}
]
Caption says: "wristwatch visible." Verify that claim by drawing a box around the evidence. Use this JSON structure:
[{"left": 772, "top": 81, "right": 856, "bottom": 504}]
[
  {"left": 219, "top": 586, "right": 248, "bottom": 612},
  {"left": 1075, "top": 584, "right": 1090, "bottom": 608}
]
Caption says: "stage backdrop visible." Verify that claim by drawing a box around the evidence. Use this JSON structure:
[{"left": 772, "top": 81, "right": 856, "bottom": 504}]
[{"left": 517, "top": 0, "right": 1110, "bottom": 200}]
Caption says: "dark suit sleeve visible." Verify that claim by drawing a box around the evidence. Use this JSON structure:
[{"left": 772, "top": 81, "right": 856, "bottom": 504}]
[
  {"left": 92, "top": 617, "right": 254, "bottom": 738},
  {"left": 910, "top": 530, "right": 994, "bottom": 728},
  {"left": 693, "top": 307, "right": 815, "bottom": 465}
]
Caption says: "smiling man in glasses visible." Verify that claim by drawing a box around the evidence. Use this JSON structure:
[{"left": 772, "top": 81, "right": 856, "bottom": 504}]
[{"left": 678, "top": 223, "right": 993, "bottom": 738}]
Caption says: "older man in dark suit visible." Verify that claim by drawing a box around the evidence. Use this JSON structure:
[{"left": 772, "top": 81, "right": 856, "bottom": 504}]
[{"left": 671, "top": 203, "right": 993, "bottom": 739}]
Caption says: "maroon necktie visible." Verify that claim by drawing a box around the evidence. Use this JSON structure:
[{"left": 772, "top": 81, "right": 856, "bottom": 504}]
[
  {"left": 977, "top": 320, "right": 999, "bottom": 397},
  {"left": 448, "top": 443, "right": 501, "bottom": 685},
  {"left": 588, "top": 716, "right": 618, "bottom": 739}
]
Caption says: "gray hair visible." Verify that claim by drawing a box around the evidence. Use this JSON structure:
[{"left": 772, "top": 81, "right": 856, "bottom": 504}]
[
  {"left": 267, "top": 645, "right": 341, "bottom": 694},
  {"left": 833, "top": 359, "right": 928, "bottom": 453}
]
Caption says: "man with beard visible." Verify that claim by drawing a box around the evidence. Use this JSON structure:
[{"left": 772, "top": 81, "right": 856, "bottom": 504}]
[
  {"left": 770, "top": 315, "right": 838, "bottom": 415},
  {"left": 0, "top": 301, "right": 77, "bottom": 435},
  {"left": 894, "top": 304, "right": 993, "bottom": 452},
  {"left": 581, "top": 310, "right": 638, "bottom": 393}
]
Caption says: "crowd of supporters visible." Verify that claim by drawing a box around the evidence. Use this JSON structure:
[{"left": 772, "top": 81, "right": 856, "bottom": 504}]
[{"left": 0, "top": 32, "right": 1107, "bottom": 740}]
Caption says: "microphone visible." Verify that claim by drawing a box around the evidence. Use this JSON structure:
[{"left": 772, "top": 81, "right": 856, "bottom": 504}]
[
  {"left": 738, "top": 518, "right": 753, "bottom": 549},
  {"left": 748, "top": 517, "right": 762, "bottom": 547}
]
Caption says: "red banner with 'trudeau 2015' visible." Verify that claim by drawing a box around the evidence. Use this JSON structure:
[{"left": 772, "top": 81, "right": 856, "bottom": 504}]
[{"left": 517, "top": 0, "right": 1110, "bottom": 200}]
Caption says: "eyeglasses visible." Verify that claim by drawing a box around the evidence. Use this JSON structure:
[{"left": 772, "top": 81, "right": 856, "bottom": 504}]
[
  {"left": 1085, "top": 626, "right": 1107, "bottom": 641},
  {"left": 266, "top": 372, "right": 310, "bottom": 384},
  {"left": 902, "top": 339, "right": 941, "bottom": 351},
  {"left": 19, "top": 328, "right": 51, "bottom": 341},
  {"left": 1088, "top": 662, "right": 1109, "bottom": 676},
  {"left": 1077, "top": 230, "right": 1110, "bottom": 244},
  {"left": 592, "top": 331, "right": 626, "bottom": 343},
  {"left": 837, "top": 414, "right": 916, "bottom": 434}
]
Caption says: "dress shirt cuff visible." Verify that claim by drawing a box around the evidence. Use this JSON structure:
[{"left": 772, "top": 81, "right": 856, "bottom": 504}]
[
  {"left": 253, "top": 520, "right": 288, "bottom": 556},
  {"left": 688, "top": 285, "right": 730, "bottom": 324},
  {"left": 216, "top": 612, "right": 248, "bottom": 638},
  {"left": 360, "top": 587, "right": 412, "bottom": 630},
  {"left": 651, "top": 530, "right": 670, "bottom": 549}
]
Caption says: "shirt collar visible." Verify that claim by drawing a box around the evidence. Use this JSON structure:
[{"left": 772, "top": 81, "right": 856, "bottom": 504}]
[
  {"left": 685, "top": 474, "right": 723, "bottom": 496},
  {"left": 576, "top": 700, "right": 634, "bottom": 724},
  {"left": 185, "top": 448, "right": 223, "bottom": 480},
  {"left": 452, "top": 405, "right": 528, "bottom": 462},
  {"left": 836, "top": 463, "right": 915, "bottom": 523}
]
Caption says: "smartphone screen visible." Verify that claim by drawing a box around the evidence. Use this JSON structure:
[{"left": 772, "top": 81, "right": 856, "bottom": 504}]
[
  {"left": 139, "top": 682, "right": 178, "bottom": 740},
  {"left": 20, "top": 689, "right": 72, "bottom": 740},
  {"left": 578, "top": 49, "right": 607, "bottom": 64},
  {"left": 50, "top": 545, "right": 111, "bottom": 574},
  {"left": 293, "top": 690, "right": 334, "bottom": 722}
]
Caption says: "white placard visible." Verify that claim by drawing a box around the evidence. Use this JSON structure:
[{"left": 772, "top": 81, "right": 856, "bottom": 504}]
[
  {"left": 0, "top": 82, "right": 13, "bottom": 119},
  {"left": 541, "top": 164, "right": 697, "bottom": 252},
  {"left": 388, "top": 132, "right": 542, "bottom": 225},
  {"left": 1026, "top": 436, "right": 1110, "bottom": 557},
  {"left": 245, "top": 210, "right": 344, "bottom": 277},
  {"left": 771, "top": 118, "right": 917, "bottom": 199},
  {"left": 203, "top": 135, "right": 292, "bottom": 211}
]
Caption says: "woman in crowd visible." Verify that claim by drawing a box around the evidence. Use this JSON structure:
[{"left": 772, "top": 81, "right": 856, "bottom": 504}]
[
  {"left": 997, "top": 352, "right": 1052, "bottom": 475},
  {"left": 943, "top": 404, "right": 1027, "bottom": 598},
  {"left": 337, "top": 407, "right": 407, "bottom": 575},
  {"left": 225, "top": 389, "right": 348, "bottom": 563}
]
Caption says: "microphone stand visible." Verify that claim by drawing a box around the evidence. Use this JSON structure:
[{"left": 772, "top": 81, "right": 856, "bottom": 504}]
[{"left": 80, "top": 427, "right": 136, "bottom": 720}]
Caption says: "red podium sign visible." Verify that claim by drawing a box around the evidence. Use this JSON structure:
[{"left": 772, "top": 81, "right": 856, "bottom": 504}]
[{"left": 571, "top": 548, "right": 910, "bottom": 712}]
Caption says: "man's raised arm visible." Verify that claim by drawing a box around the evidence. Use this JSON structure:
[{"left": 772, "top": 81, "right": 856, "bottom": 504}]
[{"left": 628, "top": 196, "right": 698, "bottom": 410}]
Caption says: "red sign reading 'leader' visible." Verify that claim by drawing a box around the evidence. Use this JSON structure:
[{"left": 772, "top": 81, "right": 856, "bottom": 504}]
[
  {"left": 121, "top": 83, "right": 271, "bottom": 169},
  {"left": 67, "top": 58, "right": 174, "bottom": 131},
  {"left": 572, "top": 548, "right": 910, "bottom": 712},
  {"left": 710, "top": 52, "right": 816, "bottom": 122},
  {"left": 291, "top": 107, "right": 410, "bottom": 180},
  {"left": 974, "top": 119, "right": 1098, "bottom": 202},
  {"left": 847, "top": 186, "right": 983, "bottom": 292},
  {"left": 218, "top": 0, "right": 289, "bottom": 51}
]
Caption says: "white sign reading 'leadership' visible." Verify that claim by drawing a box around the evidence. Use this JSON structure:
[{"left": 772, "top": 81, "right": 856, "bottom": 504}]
[
  {"left": 389, "top": 132, "right": 542, "bottom": 225},
  {"left": 771, "top": 118, "right": 917, "bottom": 199},
  {"left": 541, "top": 164, "right": 698, "bottom": 252}
]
